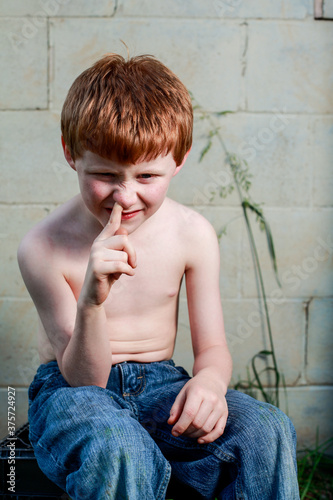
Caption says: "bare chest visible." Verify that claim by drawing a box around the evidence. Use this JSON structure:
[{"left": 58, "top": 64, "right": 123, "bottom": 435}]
[{"left": 63, "top": 233, "right": 186, "bottom": 317}]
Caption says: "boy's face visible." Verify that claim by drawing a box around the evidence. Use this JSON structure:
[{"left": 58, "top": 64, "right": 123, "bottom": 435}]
[{"left": 66, "top": 148, "right": 187, "bottom": 234}]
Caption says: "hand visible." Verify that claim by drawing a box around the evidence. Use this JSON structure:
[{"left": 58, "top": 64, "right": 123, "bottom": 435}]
[
  {"left": 79, "top": 203, "right": 137, "bottom": 306},
  {"left": 167, "top": 370, "right": 228, "bottom": 444}
]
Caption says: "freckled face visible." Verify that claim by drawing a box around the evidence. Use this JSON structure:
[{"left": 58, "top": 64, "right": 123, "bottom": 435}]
[{"left": 73, "top": 151, "right": 182, "bottom": 233}]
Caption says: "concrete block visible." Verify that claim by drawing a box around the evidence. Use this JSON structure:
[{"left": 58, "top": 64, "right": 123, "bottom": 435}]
[
  {"left": 173, "top": 111, "right": 315, "bottom": 209},
  {"left": 313, "top": 117, "right": 333, "bottom": 207},
  {"left": 213, "top": 112, "right": 312, "bottom": 207},
  {"left": 117, "top": 0, "right": 313, "bottom": 19},
  {"left": 240, "top": 209, "right": 333, "bottom": 298},
  {"left": 0, "top": 111, "right": 78, "bottom": 203},
  {"left": 248, "top": 385, "right": 333, "bottom": 453},
  {"left": 117, "top": 0, "right": 214, "bottom": 17},
  {"left": 306, "top": 299, "right": 333, "bottom": 384},
  {"left": 175, "top": 296, "right": 305, "bottom": 385},
  {"left": 168, "top": 116, "right": 240, "bottom": 207},
  {"left": 0, "top": 18, "right": 47, "bottom": 109},
  {"left": 0, "top": 299, "right": 40, "bottom": 387},
  {"left": 0, "top": 388, "right": 29, "bottom": 440},
  {"left": 246, "top": 21, "right": 333, "bottom": 113},
  {"left": 56, "top": 0, "right": 116, "bottom": 16},
  {"left": 50, "top": 18, "right": 242, "bottom": 112},
  {"left": 0, "top": 205, "right": 55, "bottom": 298},
  {"left": 283, "top": 386, "right": 333, "bottom": 453},
  {"left": 323, "top": 0, "right": 333, "bottom": 18},
  {"left": 0, "top": 0, "right": 116, "bottom": 16},
  {"left": 223, "top": 299, "right": 304, "bottom": 386}
]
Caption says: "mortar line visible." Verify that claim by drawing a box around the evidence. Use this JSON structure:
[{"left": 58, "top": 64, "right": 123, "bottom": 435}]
[
  {"left": 193, "top": 111, "right": 333, "bottom": 117},
  {"left": 309, "top": 118, "right": 314, "bottom": 210},
  {"left": 240, "top": 20, "right": 248, "bottom": 90},
  {"left": 33, "top": 16, "right": 318, "bottom": 23},
  {"left": 46, "top": 17, "right": 50, "bottom": 109},
  {"left": 301, "top": 296, "right": 313, "bottom": 383},
  {"left": 112, "top": 0, "right": 119, "bottom": 17}
]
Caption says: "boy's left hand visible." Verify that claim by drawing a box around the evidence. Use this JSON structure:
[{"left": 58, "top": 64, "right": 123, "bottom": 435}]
[{"left": 167, "top": 370, "right": 228, "bottom": 444}]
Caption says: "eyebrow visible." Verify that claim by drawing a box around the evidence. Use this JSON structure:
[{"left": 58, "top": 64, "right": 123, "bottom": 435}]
[{"left": 85, "top": 163, "right": 165, "bottom": 174}]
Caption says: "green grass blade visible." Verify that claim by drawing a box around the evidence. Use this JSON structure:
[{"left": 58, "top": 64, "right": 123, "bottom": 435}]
[
  {"left": 242, "top": 201, "right": 281, "bottom": 287},
  {"left": 199, "top": 139, "right": 213, "bottom": 163},
  {"left": 300, "top": 451, "right": 323, "bottom": 500},
  {"left": 251, "top": 353, "right": 271, "bottom": 403}
]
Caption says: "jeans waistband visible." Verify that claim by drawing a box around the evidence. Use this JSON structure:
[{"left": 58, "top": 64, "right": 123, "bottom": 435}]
[{"left": 35, "top": 358, "right": 176, "bottom": 377}]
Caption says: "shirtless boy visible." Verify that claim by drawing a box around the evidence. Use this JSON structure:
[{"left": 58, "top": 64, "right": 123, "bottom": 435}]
[{"left": 18, "top": 53, "right": 300, "bottom": 499}]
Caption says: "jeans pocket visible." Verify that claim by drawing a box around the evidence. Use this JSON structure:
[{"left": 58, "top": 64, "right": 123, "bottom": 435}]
[{"left": 166, "top": 363, "right": 190, "bottom": 378}]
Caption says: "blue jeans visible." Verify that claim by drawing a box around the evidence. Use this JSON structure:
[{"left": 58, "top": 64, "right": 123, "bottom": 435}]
[{"left": 28, "top": 359, "right": 299, "bottom": 499}]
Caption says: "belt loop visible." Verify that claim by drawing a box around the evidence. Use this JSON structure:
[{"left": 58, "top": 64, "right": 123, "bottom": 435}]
[{"left": 118, "top": 362, "right": 125, "bottom": 397}]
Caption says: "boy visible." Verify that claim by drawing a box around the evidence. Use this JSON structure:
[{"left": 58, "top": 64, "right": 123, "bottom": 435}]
[{"left": 18, "top": 53, "right": 299, "bottom": 499}]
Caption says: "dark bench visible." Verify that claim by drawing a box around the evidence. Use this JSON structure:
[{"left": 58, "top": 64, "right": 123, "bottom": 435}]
[{"left": 0, "top": 423, "right": 68, "bottom": 499}]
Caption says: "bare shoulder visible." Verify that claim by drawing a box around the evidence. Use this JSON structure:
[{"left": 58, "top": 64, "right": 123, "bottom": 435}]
[
  {"left": 164, "top": 197, "right": 217, "bottom": 240},
  {"left": 17, "top": 197, "right": 85, "bottom": 362},
  {"left": 18, "top": 195, "right": 84, "bottom": 277},
  {"left": 163, "top": 198, "right": 219, "bottom": 268}
]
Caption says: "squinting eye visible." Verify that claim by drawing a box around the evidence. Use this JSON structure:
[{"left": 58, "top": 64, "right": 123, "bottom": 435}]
[{"left": 140, "top": 174, "right": 152, "bottom": 179}]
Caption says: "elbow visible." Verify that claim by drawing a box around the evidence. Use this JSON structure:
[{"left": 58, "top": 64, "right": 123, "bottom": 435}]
[
  {"left": 61, "top": 363, "right": 109, "bottom": 389},
  {"left": 59, "top": 351, "right": 111, "bottom": 389},
  {"left": 69, "top": 378, "right": 108, "bottom": 389}
]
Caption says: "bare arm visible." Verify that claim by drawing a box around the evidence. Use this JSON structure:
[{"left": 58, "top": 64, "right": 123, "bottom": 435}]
[
  {"left": 168, "top": 214, "right": 232, "bottom": 443},
  {"left": 18, "top": 203, "right": 136, "bottom": 388},
  {"left": 187, "top": 219, "right": 232, "bottom": 388},
  {"left": 61, "top": 202, "right": 137, "bottom": 387}
]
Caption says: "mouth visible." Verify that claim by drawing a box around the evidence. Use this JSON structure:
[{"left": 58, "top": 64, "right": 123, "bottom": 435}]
[
  {"left": 106, "top": 208, "right": 142, "bottom": 221},
  {"left": 121, "top": 209, "right": 142, "bottom": 220}
]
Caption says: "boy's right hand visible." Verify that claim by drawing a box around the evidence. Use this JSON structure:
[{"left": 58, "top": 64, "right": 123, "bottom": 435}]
[{"left": 79, "top": 202, "right": 137, "bottom": 307}]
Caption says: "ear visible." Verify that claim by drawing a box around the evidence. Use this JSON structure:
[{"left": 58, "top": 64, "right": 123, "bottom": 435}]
[
  {"left": 61, "top": 136, "right": 76, "bottom": 171},
  {"left": 172, "top": 148, "right": 191, "bottom": 177}
]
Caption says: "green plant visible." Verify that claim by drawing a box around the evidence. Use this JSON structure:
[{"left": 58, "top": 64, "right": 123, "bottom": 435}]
[
  {"left": 193, "top": 94, "right": 282, "bottom": 407},
  {"left": 194, "top": 97, "right": 333, "bottom": 498},
  {"left": 298, "top": 435, "right": 333, "bottom": 499}
]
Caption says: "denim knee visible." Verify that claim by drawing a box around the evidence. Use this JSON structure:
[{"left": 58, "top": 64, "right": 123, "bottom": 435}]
[
  {"left": 30, "top": 384, "right": 171, "bottom": 499},
  {"left": 254, "top": 403, "right": 296, "bottom": 447},
  {"left": 225, "top": 390, "right": 297, "bottom": 457},
  {"left": 63, "top": 393, "right": 171, "bottom": 499}
]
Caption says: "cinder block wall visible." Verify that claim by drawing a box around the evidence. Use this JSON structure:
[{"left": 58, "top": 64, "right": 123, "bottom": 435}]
[{"left": 0, "top": 1, "right": 332, "bottom": 451}]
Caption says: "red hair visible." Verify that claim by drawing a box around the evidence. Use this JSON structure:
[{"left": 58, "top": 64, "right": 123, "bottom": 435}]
[{"left": 61, "top": 53, "right": 193, "bottom": 166}]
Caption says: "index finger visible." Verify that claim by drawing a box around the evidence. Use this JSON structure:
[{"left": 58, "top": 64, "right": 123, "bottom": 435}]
[
  {"left": 100, "top": 202, "right": 123, "bottom": 239},
  {"left": 171, "top": 396, "right": 201, "bottom": 437}
]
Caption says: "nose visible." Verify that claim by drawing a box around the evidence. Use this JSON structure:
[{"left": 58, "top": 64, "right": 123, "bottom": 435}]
[{"left": 112, "top": 182, "right": 138, "bottom": 210}]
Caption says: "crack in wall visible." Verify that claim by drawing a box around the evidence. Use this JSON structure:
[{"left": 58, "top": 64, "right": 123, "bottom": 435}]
[
  {"left": 302, "top": 296, "right": 313, "bottom": 381},
  {"left": 241, "top": 21, "right": 248, "bottom": 77},
  {"left": 112, "top": 0, "right": 119, "bottom": 17},
  {"left": 240, "top": 21, "right": 248, "bottom": 110}
]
